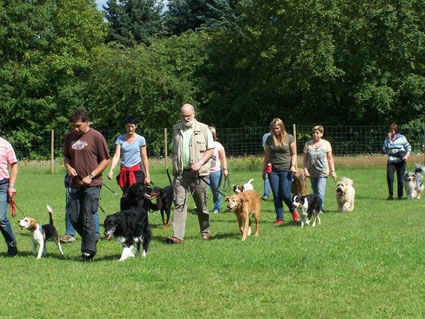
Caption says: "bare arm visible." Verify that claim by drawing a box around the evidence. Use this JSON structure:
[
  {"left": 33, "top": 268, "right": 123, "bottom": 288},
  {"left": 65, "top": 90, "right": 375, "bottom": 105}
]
[
  {"left": 191, "top": 148, "right": 214, "bottom": 172},
  {"left": 141, "top": 146, "right": 150, "bottom": 184},
  {"left": 81, "top": 158, "right": 110, "bottom": 186},
  {"left": 64, "top": 157, "right": 77, "bottom": 178},
  {"left": 289, "top": 142, "right": 297, "bottom": 174},
  {"left": 8, "top": 162, "right": 18, "bottom": 198},
  {"left": 218, "top": 149, "right": 228, "bottom": 177},
  {"left": 303, "top": 153, "right": 310, "bottom": 177},
  {"left": 262, "top": 145, "right": 270, "bottom": 180},
  {"left": 327, "top": 151, "right": 337, "bottom": 179},
  {"left": 108, "top": 144, "right": 121, "bottom": 180}
]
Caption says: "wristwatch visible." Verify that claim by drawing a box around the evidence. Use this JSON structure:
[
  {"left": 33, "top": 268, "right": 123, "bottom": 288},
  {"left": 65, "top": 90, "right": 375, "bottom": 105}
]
[{"left": 89, "top": 173, "right": 95, "bottom": 179}]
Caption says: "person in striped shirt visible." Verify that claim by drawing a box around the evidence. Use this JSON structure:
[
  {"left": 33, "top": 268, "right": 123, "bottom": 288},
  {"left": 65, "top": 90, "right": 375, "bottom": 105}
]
[{"left": 382, "top": 123, "right": 411, "bottom": 200}]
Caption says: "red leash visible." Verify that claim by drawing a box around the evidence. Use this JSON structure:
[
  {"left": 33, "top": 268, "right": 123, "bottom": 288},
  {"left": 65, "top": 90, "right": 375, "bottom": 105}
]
[{"left": 8, "top": 195, "right": 25, "bottom": 218}]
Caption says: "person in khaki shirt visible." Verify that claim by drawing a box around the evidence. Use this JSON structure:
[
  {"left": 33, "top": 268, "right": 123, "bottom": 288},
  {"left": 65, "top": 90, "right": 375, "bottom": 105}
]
[{"left": 166, "top": 104, "right": 214, "bottom": 244}]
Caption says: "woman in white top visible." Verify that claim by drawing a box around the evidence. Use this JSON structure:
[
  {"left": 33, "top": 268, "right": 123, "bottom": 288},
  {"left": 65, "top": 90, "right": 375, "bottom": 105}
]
[
  {"left": 208, "top": 127, "right": 228, "bottom": 213},
  {"left": 303, "top": 125, "right": 337, "bottom": 211},
  {"left": 108, "top": 115, "right": 151, "bottom": 192}
]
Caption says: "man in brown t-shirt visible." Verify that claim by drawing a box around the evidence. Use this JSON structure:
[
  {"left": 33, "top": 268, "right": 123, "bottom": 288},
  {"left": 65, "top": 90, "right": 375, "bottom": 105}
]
[{"left": 64, "top": 109, "right": 110, "bottom": 262}]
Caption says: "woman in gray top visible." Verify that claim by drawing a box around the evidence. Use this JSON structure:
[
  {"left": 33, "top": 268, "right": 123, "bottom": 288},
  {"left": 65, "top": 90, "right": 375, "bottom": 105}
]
[{"left": 262, "top": 118, "right": 299, "bottom": 226}]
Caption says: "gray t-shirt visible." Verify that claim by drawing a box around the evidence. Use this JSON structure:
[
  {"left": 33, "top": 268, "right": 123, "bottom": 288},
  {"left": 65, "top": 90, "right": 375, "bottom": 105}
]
[
  {"left": 303, "top": 139, "right": 332, "bottom": 177},
  {"left": 266, "top": 134, "right": 295, "bottom": 170}
]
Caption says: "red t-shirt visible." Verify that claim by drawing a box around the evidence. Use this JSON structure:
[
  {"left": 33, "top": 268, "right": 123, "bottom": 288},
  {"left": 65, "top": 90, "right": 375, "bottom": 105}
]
[{"left": 64, "top": 129, "right": 110, "bottom": 186}]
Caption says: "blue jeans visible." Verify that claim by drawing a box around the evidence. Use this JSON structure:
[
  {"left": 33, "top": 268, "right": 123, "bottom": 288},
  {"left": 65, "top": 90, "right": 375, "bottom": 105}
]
[
  {"left": 0, "top": 182, "right": 16, "bottom": 246},
  {"left": 310, "top": 177, "right": 327, "bottom": 211},
  {"left": 65, "top": 186, "right": 99, "bottom": 236},
  {"left": 209, "top": 170, "right": 223, "bottom": 212},
  {"left": 263, "top": 175, "right": 271, "bottom": 198},
  {"left": 268, "top": 169, "right": 294, "bottom": 220}
]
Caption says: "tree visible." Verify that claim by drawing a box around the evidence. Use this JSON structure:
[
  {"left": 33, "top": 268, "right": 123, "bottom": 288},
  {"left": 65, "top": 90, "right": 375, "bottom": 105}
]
[
  {"left": 104, "top": 0, "right": 165, "bottom": 46},
  {"left": 202, "top": 0, "right": 425, "bottom": 127},
  {"left": 165, "top": 0, "right": 235, "bottom": 35},
  {"left": 0, "top": 0, "right": 106, "bottom": 154},
  {"left": 84, "top": 31, "right": 209, "bottom": 155}
]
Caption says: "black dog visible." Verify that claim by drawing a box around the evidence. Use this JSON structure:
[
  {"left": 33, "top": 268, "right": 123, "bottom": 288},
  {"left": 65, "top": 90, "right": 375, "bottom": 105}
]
[
  {"left": 104, "top": 209, "right": 152, "bottom": 261},
  {"left": 120, "top": 182, "right": 157, "bottom": 212},
  {"left": 149, "top": 185, "right": 173, "bottom": 229},
  {"left": 292, "top": 194, "right": 322, "bottom": 228}
]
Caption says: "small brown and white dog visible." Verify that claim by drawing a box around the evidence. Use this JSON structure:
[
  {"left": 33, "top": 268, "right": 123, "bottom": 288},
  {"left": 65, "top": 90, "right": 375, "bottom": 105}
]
[
  {"left": 336, "top": 177, "right": 355, "bottom": 212},
  {"left": 291, "top": 168, "right": 308, "bottom": 195},
  {"left": 226, "top": 190, "right": 260, "bottom": 241},
  {"left": 233, "top": 178, "right": 254, "bottom": 194},
  {"left": 18, "top": 205, "right": 63, "bottom": 259}
]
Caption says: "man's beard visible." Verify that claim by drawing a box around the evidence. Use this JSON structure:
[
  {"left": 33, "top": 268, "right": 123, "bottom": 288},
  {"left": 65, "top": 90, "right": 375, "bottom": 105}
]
[{"left": 184, "top": 120, "right": 194, "bottom": 128}]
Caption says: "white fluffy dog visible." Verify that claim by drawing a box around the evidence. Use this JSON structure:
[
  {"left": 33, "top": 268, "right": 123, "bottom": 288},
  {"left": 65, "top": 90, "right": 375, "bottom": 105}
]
[{"left": 335, "top": 177, "right": 355, "bottom": 212}]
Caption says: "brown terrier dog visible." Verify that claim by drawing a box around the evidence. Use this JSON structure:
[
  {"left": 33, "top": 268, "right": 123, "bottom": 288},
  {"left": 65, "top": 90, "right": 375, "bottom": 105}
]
[
  {"left": 226, "top": 190, "right": 260, "bottom": 241},
  {"left": 291, "top": 168, "right": 308, "bottom": 195}
]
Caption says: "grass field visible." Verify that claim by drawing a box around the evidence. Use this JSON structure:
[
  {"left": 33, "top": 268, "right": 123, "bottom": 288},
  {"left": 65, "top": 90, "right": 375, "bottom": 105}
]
[{"left": 1, "top": 156, "right": 424, "bottom": 318}]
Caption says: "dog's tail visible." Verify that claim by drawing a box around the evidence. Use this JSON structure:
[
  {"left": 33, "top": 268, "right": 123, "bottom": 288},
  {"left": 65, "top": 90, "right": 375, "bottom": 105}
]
[
  {"left": 341, "top": 177, "right": 353, "bottom": 185},
  {"left": 46, "top": 205, "right": 54, "bottom": 225},
  {"left": 166, "top": 168, "right": 172, "bottom": 185},
  {"left": 247, "top": 178, "right": 254, "bottom": 184},
  {"left": 414, "top": 164, "right": 425, "bottom": 174}
]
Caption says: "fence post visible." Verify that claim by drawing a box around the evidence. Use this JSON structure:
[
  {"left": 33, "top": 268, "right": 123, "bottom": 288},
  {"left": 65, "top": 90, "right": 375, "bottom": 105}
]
[
  {"left": 164, "top": 128, "right": 168, "bottom": 170},
  {"left": 50, "top": 129, "right": 54, "bottom": 173}
]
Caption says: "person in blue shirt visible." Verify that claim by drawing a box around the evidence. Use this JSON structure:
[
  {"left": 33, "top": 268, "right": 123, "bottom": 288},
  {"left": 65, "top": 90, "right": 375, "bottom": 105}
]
[
  {"left": 108, "top": 115, "right": 151, "bottom": 192},
  {"left": 382, "top": 123, "right": 411, "bottom": 200}
]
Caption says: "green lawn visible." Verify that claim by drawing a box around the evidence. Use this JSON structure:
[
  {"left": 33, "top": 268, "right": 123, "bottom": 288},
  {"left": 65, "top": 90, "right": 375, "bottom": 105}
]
[{"left": 1, "top": 159, "right": 424, "bottom": 318}]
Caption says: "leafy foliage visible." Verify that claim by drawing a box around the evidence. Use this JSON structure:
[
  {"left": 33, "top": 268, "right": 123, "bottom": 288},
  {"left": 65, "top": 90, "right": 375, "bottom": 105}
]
[
  {"left": 1, "top": 0, "right": 424, "bottom": 158},
  {"left": 0, "top": 0, "right": 106, "bottom": 140},
  {"left": 84, "top": 31, "right": 208, "bottom": 154},
  {"left": 165, "top": 0, "right": 235, "bottom": 35},
  {"left": 104, "top": 0, "right": 166, "bottom": 46}
]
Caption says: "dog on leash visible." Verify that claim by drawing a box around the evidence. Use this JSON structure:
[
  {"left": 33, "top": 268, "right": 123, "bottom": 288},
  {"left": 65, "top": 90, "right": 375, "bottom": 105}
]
[
  {"left": 291, "top": 168, "right": 308, "bottom": 195},
  {"left": 233, "top": 178, "right": 254, "bottom": 194},
  {"left": 292, "top": 194, "right": 322, "bottom": 227},
  {"left": 404, "top": 164, "right": 425, "bottom": 199},
  {"left": 226, "top": 190, "right": 260, "bottom": 241},
  {"left": 120, "top": 182, "right": 158, "bottom": 212},
  {"left": 18, "top": 205, "right": 64, "bottom": 259},
  {"left": 104, "top": 208, "right": 152, "bottom": 261},
  {"left": 336, "top": 177, "right": 356, "bottom": 211},
  {"left": 147, "top": 185, "right": 173, "bottom": 229}
]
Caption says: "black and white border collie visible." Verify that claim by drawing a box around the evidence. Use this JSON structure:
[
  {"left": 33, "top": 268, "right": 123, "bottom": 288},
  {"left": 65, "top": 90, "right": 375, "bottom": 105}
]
[
  {"left": 104, "top": 209, "right": 152, "bottom": 261},
  {"left": 292, "top": 194, "right": 322, "bottom": 228}
]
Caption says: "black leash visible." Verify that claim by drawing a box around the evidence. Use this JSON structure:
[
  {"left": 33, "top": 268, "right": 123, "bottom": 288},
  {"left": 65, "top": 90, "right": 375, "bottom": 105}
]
[
  {"left": 223, "top": 174, "right": 232, "bottom": 193},
  {"left": 102, "top": 183, "right": 119, "bottom": 196},
  {"left": 198, "top": 175, "right": 230, "bottom": 199},
  {"left": 97, "top": 203, "right": 109, "bottom": 216}
]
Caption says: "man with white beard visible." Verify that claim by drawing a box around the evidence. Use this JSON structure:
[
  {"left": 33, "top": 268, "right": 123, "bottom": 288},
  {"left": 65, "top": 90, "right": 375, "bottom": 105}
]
[{"left": 166, "top": 104, "right": 214, "bottom": 244}]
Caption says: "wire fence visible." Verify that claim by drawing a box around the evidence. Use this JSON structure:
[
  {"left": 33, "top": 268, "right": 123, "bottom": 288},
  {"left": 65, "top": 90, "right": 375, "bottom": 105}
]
[{"left": 6, "top": 125, "right": 425, "bottom": 160}]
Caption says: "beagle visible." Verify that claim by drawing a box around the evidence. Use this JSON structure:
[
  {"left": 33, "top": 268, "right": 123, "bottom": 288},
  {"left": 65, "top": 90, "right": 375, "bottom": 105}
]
[{"left": 18, "top": 205, "right": 63, "bottom": 259}]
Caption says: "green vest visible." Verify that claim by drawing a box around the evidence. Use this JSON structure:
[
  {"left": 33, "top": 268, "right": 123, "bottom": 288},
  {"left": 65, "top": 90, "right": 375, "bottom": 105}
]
[{"left": 172, "top": 120, "right": 211, "bottom": 176}]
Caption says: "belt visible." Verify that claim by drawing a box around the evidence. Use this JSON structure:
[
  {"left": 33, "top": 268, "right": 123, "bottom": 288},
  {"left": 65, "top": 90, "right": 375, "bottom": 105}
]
[{"left": 0, "top": 179, "right": 9, "bottom": 186}]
